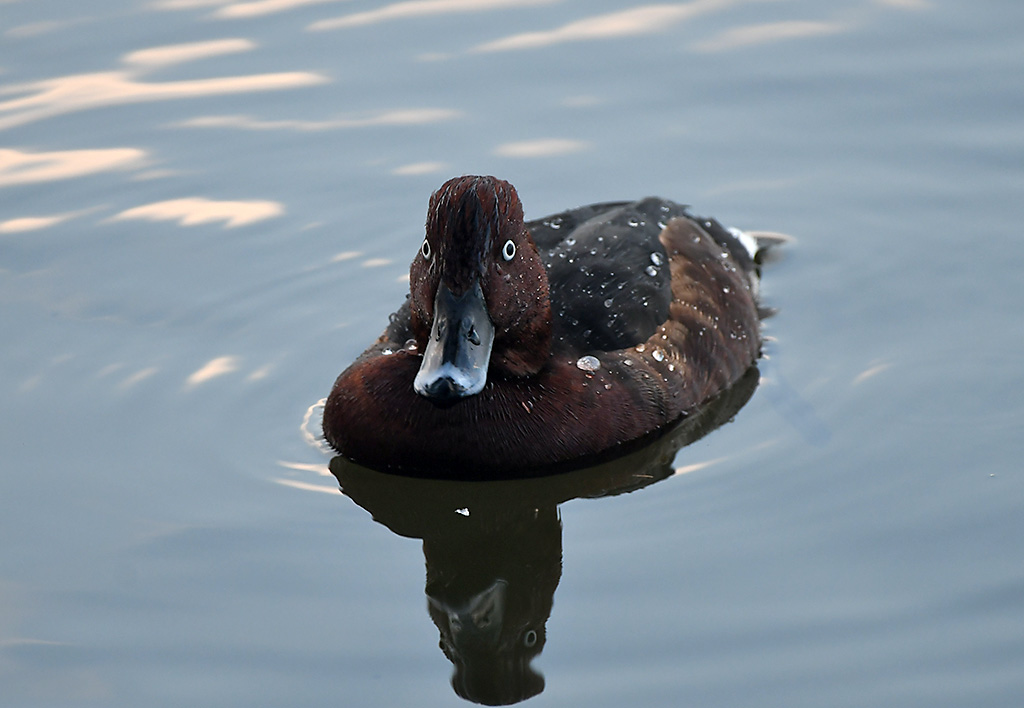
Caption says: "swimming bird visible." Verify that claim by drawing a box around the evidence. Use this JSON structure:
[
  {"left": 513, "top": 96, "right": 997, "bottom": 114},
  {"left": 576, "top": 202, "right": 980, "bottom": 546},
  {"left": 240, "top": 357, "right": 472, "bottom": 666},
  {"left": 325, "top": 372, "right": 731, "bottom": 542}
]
[{"left": 323, "top": 175, "right": 784, "bottom": 475}]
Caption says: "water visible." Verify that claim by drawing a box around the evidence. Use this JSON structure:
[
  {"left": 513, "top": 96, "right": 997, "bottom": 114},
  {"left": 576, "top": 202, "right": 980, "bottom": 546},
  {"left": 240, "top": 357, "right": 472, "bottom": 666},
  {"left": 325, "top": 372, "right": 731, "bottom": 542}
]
[{"left": 3, "top": 1, "right": 1023, "bottom": 706}]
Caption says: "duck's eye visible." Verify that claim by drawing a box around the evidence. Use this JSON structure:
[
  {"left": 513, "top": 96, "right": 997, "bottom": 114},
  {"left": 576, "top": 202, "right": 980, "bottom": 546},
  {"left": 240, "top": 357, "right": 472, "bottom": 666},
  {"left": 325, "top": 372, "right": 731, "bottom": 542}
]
[
  {"left": 421, "top": 239, "right": 432, "bottom": 260},
  {"left": 502, "top": 239, "right": 516, "bottom": 261}
]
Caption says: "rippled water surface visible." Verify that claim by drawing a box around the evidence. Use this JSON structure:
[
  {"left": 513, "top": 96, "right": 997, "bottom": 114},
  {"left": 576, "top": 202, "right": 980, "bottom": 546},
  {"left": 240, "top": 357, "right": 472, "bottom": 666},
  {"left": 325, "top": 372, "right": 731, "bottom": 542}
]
[{"left": 3, "top": 1, "right": 1023, "bottom": 706}]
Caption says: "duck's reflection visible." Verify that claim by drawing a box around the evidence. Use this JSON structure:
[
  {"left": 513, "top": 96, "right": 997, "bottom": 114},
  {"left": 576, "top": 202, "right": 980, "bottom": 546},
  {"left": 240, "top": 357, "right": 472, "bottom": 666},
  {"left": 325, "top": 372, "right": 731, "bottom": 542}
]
[
  {"left": 331, "top": 365, "right": 760, "bottom": 705},
  {"left": 423, "top": 502, "right": 557, "bottom": 704}
]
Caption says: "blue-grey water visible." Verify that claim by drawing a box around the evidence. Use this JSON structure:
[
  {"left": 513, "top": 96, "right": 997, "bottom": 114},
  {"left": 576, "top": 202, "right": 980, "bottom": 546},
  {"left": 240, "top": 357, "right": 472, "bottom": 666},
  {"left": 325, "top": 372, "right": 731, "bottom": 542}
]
[{"left": 2, "top": 1, "right": 1023, "bottom": 706}]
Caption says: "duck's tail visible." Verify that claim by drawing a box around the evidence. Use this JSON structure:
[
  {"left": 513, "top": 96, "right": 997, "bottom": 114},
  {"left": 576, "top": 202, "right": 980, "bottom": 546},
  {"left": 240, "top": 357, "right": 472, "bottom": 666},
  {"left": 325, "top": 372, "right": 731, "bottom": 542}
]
[
  {"left": 691, "top": 213, "right": 793, "bottom": 270},
  {"left": 712, "top": 225, "right": 793, "bottom": 309},
  {"left": 728, "top": 228, "right": 795, "bottom": 265}
]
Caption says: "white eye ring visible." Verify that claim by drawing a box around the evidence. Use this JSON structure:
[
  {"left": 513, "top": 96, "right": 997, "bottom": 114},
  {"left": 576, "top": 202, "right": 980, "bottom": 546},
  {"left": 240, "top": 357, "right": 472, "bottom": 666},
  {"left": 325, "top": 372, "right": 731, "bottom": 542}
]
[
  {"left": 502, "top": 239, "right": 516, "bottom": 261},
  {"left": 421, "top": 239, "right": 432, "bottom": 260}
]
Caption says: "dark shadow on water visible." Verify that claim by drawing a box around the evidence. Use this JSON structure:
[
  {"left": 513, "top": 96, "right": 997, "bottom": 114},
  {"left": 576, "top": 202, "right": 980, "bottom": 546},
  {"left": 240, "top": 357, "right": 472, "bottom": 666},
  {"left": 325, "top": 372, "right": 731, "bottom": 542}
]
[{"left": 330, "top": 365, "right": 760, "bottom": 705}]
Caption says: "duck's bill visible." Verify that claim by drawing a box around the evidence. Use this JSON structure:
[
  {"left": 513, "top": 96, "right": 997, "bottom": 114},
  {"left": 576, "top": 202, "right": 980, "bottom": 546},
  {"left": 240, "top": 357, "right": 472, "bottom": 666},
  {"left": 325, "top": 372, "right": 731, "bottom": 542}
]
[{"left": 414, "top": 280, "right": 494, "bottom": 402}]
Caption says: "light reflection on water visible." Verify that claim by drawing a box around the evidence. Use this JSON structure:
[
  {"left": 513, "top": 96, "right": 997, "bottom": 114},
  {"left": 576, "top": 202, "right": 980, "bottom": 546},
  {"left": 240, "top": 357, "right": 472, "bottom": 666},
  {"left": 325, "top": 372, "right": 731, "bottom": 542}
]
[
  {"left": 2, "top": 0, "right": 1024, "bottom": 706},
  {"left": 0, "top": 146, "right": 147, "bottom": 186},
  {"left": 0, "top": 50, "right": 327, "bottom": 132}
]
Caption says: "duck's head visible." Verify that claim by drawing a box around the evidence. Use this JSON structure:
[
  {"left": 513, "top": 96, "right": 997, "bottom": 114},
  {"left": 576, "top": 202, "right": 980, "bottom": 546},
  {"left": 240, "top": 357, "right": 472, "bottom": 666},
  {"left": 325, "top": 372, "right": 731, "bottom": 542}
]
[{"left": 410, "top": 176, "right": 552, "bottom": 403}]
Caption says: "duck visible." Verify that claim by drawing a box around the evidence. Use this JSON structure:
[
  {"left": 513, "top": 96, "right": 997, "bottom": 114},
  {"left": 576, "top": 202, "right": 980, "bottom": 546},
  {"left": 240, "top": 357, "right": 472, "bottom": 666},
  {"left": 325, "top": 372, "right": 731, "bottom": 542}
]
[{"left": 323, "top": 175, "right": 783, "bottom": 476}]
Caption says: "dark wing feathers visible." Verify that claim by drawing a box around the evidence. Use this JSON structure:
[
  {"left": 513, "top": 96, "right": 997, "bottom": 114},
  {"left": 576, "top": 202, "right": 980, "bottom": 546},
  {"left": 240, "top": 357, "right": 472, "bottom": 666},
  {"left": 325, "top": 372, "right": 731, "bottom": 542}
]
[{"left": 529, "top": 198, "right": 692, "bottom": 352}]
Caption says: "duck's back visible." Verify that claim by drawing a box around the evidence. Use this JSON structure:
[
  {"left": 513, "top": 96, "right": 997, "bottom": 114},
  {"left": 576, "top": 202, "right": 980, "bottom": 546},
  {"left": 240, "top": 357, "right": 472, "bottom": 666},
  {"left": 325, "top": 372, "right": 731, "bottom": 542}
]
[{"left": 528, "top": 199, "right": 758, "bottom": 356}]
